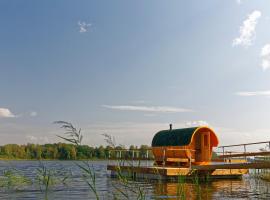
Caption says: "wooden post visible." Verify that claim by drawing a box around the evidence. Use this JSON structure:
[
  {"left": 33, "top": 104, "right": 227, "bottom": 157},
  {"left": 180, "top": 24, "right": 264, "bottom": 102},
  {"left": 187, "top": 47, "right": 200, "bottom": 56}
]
[
  {"left": 222, "top": 147, "right": 225, "bottom": 162},
  {"left": 244, "top": 145, "right": 247, "bottom": 161},
  {"left": 108, "top": 150, "right": 111, "bottom": 165},
  {"left": 189, "top": 150, "right": 192, "bottom": 169},
  {"left": 132, "top": 150, "right": 134, "bottom": 166},
  {"left": 163, "top": 148, "right": 166, "bottom": 167},
  {"left": 146, "top": 150, "right": 149, "bottom": 167}
]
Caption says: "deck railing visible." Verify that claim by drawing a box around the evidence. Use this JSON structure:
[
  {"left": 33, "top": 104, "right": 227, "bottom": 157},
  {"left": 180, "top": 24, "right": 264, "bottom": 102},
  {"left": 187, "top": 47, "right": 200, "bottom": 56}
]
[
  {"left": 108, "top": 148, "right": 196, "bottom": 169},
  {"left": 107, "top": 149, "right": 153, "bottom": 167},
  {"left": 217, "top": 141, "right": 270, "bottom": 162},
  {"left": 160, "top": 148, "right": 196, "bottom": 169}
]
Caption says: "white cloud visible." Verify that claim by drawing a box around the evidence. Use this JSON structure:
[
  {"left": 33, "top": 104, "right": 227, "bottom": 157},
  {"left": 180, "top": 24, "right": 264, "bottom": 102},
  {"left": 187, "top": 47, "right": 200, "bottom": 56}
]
[
  {"left": 236, "top": 0, "right": 242, "bottom": 4},
  {"left": 185, "top": 120, "right": 209, "bottom": 127},
  {"left": 78, "top": 21, "right": 91, "bottom": 33},
  {"left": 102, "top": 105, "right": 193, "bottom": 113},
  {"left": 26, "top": 135, "right": 49, "bottom": 143},
  {"left": 232, "top": 10, "right": 262, "bottom": 47},
  {"left": 30, "top": 111, "right": 38, "bottom": 117},
  {"left": 260, "top": 44, "right": 270, "bottom": 70},
  {"left": 235, "top": 90, "right": 270, "bottom": 97},
  {"left": 0, "top": 108, "right": 15, "bottom": 118},
  {"left": 26, "top": 135, "right": 38, "bottom": 142}
]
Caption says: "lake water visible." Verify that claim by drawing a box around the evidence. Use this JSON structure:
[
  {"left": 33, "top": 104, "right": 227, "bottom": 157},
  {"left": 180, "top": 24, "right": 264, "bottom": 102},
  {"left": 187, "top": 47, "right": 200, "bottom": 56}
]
[{"left": 0, "top": 160, "right": 270, "bottom": 199}]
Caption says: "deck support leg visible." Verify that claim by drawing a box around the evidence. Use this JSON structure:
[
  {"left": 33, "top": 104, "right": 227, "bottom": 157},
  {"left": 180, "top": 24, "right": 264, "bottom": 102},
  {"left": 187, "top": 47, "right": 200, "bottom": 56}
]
[
  {"left": 163, "top": 148, "right": 166, "bottom": 167},
  {"left": 146, "top": 150, "right": 149, "bottom": 167},
  {"left": 108, "top": 151, "right": 111, "bottom": 165},
  {"left": 222, "top": 147, "right": 225, "bottom": 162},
  {"left": 244, "top": 145, "right": 247, "bottom": 161},
  {"left": 132, "top": 150, "right": 134, "bottom": 166}
]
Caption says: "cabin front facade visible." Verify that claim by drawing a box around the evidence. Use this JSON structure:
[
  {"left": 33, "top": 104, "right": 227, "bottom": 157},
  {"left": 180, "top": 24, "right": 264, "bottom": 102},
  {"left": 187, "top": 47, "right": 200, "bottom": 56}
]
[{"left": 151, "top": 126, "right": 219, "bottom": 166}]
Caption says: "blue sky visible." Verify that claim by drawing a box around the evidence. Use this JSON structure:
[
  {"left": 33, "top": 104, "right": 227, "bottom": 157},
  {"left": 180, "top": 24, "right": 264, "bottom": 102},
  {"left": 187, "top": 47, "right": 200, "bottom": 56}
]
[{"left": 1, "top": 0, "right": 270, "bottom": 149}]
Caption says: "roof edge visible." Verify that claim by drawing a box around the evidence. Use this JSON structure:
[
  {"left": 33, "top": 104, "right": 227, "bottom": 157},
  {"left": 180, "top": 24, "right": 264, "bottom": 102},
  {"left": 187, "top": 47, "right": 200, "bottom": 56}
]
[{"left": 190, "top": 126, "right": 219, "bottom": 147}]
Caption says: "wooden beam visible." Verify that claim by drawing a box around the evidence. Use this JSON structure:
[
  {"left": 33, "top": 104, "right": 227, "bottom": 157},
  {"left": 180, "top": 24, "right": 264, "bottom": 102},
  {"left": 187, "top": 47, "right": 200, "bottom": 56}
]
[
  {"left": 166, "top": 158, "right": 195, "bottom": 163},
  {"left": 218, "top": 151, "right": 270, "bottom": 158},
  {"left": 107, "top": 165, "right": 248, "bottom": 177},
  {"left": 192, "top": 162, "right": 270, "bottom": 170},
  {"left": 218, "top": 141, "right": 270, "bottom": 148}
]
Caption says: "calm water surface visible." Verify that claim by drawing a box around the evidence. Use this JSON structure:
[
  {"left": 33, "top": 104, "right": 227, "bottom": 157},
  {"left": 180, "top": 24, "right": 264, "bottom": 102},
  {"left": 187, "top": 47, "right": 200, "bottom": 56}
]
[{"left": 0, "top": 160, "right": 270, "bottom": 199}]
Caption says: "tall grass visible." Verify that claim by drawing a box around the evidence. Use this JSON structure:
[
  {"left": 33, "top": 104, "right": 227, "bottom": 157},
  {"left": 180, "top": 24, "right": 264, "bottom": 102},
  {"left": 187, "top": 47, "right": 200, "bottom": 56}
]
[
  {"left": 35, "top": 161, "right": 70, "bottom": 199},
  {"left": 176, "top": 175, "right": 186, "bottom": 200},
  {"left": 0, "top": 168, "right": 32, "bottom": 190},
  {"left": 75, "top": 162, "right": 100, "bottom": 200},
  {"left": 0, "top": 120, "right": 215, "bottom": 199},
  {"left": 54, "top": 121, "right": 148, "bottom": 199}
]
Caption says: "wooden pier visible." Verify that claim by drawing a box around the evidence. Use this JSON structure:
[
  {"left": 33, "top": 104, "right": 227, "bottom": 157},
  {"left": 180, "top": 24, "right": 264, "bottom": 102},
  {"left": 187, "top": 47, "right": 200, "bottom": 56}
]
[
  {"left": 107, "top": 140, "right": 270, "bottom": 180},
  {"left": 107, "top": 164, "right": 249, "bottom": 180}
]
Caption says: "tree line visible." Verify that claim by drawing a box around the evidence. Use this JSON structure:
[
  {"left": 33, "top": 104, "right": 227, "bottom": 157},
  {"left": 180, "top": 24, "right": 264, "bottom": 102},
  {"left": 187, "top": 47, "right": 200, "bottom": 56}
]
[{"left": 0, "top": 143, "right": 154, "bottom": 160}]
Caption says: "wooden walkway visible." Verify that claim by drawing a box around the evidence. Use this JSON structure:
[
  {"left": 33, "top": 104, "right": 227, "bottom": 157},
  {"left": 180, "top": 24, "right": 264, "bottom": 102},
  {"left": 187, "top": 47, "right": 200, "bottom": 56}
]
[
  {"left": 107, "top": 164, "right": 248, "bottom": 179},
  {"left": 217, "top": 140, "right": 270, "bottom": 159},
  {"left": 107, "top": 140, "right": 270, "bottom": 180},
  {"left": 218, "top": 151, "right": 270, "bottom": 158}
]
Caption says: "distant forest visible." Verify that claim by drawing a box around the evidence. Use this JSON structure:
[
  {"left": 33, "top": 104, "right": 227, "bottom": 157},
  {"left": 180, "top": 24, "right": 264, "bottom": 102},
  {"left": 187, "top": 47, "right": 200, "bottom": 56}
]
[{"left": 0, "top": 143, "right": 153, "bottom": 160}]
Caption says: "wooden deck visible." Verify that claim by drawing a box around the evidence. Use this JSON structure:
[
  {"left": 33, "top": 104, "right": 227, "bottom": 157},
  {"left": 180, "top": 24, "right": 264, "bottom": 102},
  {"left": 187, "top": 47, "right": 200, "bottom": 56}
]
[
  {"left": 107, "top": 140, "right": 270, "bottom": 180},
  {"left": 107, "top": 164, "right": 248, "bottom": 180}
]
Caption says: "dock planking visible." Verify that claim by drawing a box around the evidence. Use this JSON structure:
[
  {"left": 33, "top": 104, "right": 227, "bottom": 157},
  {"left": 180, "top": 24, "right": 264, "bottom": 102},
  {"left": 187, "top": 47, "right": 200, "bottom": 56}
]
[
  {"left": 107, "top": 164, "right": 248, "bottom": 180},
  {"left": 107, "top": 126, "right": 270, "bottom": 180}
]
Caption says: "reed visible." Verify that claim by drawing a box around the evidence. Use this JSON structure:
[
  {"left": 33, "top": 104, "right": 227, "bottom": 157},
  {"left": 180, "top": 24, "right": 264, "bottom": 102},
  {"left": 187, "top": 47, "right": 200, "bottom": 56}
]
[
  {"left": 75, "top": 161, "right": 100, "bottom": 200},
  {"left": 192, "top": 173, "right": 202, "bottom": 200},
  {"left": 176, "top": 175, "right": 186, "bottom": 200},
  {"left": 0, "top": 120, "right": 215, "bottom": 199},
  {"left": 0, "top": 168, "right": 32, "bottom": 190},
  {"left": 35, "top": 161, "right": 71, "bottom": 199},
  {"left": 54, "top": 121, "right": 148, "bottom": 199}
]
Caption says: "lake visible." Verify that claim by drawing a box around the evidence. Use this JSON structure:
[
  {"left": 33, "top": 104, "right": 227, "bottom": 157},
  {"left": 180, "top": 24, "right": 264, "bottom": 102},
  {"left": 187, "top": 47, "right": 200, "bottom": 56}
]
[{"left": 0, "top": 160, "right": 270, "bottom": 199}]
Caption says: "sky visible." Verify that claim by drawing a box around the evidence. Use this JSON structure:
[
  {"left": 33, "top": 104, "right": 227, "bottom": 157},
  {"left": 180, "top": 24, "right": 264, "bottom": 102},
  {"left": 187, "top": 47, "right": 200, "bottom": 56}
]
[{"left": 1, "top": 0, "right": 270, "bottom": 151}]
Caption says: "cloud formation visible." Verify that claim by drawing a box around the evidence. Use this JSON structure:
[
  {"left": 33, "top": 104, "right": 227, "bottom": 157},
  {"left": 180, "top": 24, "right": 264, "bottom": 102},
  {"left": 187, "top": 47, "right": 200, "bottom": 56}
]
[
  {"left": 102, "top": 105, "right": 193, "bottom": 113},
  {"left": 232, "top": 10, "right": 262, "bottom": 47},
  {"left": 236, "top": 90, "right": 270, "bottom": 97},
  {"left": 26, "top": 135, "right": 49, "bottom": 143},
  {"left": 185, "top": 120, "right": 209, "bottom": 127},
  {"left": 30, "top": 111, "right": 38, "bottom": 117},
  {"left": 236, "top": 0, "right": 242, "bottom": 4},
  {"left": 261, "top": 44, "right": 270, "bottom": 70},
  {"left": 78, "top": 21, "right": 91, "bottom": 33},
  {"left": 0, "top": 108, "right": 15, "bottom": 118}
]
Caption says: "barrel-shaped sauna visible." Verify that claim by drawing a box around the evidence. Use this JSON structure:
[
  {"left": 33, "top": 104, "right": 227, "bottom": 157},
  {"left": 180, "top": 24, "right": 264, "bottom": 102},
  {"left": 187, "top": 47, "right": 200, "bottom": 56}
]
[{"left": 151, "top": 126, "right": 219, "bottom": 166}]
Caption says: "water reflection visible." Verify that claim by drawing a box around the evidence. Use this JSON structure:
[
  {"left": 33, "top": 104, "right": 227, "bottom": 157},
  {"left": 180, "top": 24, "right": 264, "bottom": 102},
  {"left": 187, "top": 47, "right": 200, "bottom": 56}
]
[
  {"left": 0, "top": 161, "right": 270, "bottom": 199},
  {"left": 152, "top": 176, "right": 270, "bottom": 199}
]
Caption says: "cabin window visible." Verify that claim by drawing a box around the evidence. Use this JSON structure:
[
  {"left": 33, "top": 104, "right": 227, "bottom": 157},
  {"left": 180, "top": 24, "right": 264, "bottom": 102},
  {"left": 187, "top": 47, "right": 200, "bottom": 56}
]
[{"left": 204, "top": 135, "right": 208, "bottom": 147}]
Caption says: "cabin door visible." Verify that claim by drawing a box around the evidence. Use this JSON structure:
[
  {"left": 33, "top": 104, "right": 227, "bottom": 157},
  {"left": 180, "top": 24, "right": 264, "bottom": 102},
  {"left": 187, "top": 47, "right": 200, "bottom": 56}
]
[{"left": 200, "top": 132, "right": 211, "bottom": 162}]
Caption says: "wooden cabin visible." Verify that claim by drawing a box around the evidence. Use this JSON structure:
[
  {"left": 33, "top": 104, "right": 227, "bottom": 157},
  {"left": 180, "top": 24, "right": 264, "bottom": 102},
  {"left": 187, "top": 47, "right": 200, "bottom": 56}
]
[{"left": 151, "top": 126, "right": 219, "bottom": 166}]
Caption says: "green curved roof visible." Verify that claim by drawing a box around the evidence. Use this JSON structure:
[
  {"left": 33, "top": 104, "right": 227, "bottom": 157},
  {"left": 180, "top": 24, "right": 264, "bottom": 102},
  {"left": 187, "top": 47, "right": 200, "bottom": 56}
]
[{"left": 151, "top": 127, "right": 199, "bottom": 147}]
